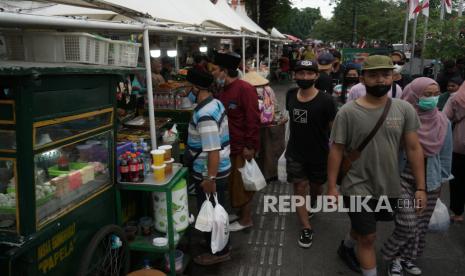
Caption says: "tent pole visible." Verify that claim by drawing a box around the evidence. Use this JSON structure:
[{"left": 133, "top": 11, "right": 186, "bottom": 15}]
[
  {"left": 143, "top": 27, "right": 157, "bottom": 150},
  {"left": 242, "top": 35, "right": 246, "bottom": 75},
  {"left": 256, "top": 36, "right": 260, "bottom": 71},
  {"left": 175, "top": 38, "right": 180, "bottom": 72},
  {"left": 268, "top": 38, "right": 271, "bottom": 78}
]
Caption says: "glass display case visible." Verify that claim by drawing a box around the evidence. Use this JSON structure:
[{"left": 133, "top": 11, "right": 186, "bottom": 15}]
[
  {"left": 34, "top": 131, "right": 112, "bottom": 228},
  {"left": 34, "top": 108, "right": 113, "bottom": 149},
  {"left": 0, "top": 158, "right": 17, "bottom": 232}
]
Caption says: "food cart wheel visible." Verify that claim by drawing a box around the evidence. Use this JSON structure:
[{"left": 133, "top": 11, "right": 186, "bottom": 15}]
[{"left": 77, "top": 224, "right": 129, "bottom": 276}]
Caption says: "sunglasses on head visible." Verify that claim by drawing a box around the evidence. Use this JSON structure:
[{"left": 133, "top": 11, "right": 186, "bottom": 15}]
[{"left": 393, "top": 61, "right": 405, "bottom": 65}]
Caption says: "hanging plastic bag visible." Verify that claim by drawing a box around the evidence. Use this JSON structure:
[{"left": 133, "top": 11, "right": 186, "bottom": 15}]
[
  {"left": 162, "top": 124, "right": 178, "bottom": 144},
  {"left": 211, "top": 193, "right": 229, "bottom": 254},
  {"left": 277, "top": 151, "right": 287, "bottom": 183},
  {"left": 238, "top": 159, "right": 267, "bottom": 191},
  {"left": 428, "top": 199, "right": 450, "bottom": 232},
  {"left": 195, "top": 194, "right": 214, "bottom": 232}
]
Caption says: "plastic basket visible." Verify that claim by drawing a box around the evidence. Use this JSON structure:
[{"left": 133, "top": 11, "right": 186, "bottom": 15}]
[
  {"left": 22, "top": 32, "right": 109, "bottom": 65},
  {"left": 0, "top": 33, "right": 25, "bottom": 61},
  {"left": 108, "top": 40, "right": 140, "bottom": 67}
]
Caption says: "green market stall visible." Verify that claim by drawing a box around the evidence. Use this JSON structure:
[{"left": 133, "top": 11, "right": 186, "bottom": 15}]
[{"left": 0, "top": 62, "right": 133, "bottom": 276}]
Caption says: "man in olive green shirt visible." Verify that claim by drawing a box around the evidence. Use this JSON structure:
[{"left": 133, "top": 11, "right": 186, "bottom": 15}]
[{"left": 327, "top": 55, "right": 427, "bottom": 276}]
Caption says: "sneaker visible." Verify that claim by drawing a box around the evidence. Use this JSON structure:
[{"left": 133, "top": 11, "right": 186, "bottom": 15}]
[
  {"left": 298, "top": 228, "right": 313, "bottom": 248},
  {"left": 337, "top": 241, "right": 361, "bottom": 273},
  {"left": 193, "top": 252, "right": 231, "bottom": 266},
  {"left": 400, "top": 258, "right": 421, "bottom": 275},
  {"left": 388, "top": 258, "right": 403, "bottom": 276},
  {"left": 229, "top": 214, "right": 239, "bottom": 223}
]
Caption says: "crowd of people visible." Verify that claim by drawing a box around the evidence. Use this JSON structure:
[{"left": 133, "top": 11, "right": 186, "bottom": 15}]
[{"left": 178, "top": 45, "right": 465, "bottom": 276}]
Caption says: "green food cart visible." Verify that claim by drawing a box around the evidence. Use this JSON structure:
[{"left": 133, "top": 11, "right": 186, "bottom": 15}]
[{"left": 0, "top": 62, "right": 189, "bottom": 276}]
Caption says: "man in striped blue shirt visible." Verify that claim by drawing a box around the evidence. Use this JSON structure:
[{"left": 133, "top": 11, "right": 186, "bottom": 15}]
[{"left": 186, "top": 68, "right": 232, "bottom": 266}]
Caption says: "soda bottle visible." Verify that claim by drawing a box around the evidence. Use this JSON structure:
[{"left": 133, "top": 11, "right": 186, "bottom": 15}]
[
  {"left": 129, "top": 154, "right": 139, "bottom": 182},
  {"left": 120, "top": 154, "right": 129, "bottom": 182}
]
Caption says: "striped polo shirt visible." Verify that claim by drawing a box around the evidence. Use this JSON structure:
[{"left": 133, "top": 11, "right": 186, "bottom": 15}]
[{"left": 187, "top": 96, "right": 231, "bottom": 180}]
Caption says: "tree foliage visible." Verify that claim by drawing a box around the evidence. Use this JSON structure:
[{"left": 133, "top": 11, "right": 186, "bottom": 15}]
[
  {"left": 424, "top": 17, "right": 465, "bottom": 60},
  {"left": 312, "top": 0, "right": 408, "bottom": 44},
  {"left": 245, "top": 0, "right": 322, "bottom": 39}
]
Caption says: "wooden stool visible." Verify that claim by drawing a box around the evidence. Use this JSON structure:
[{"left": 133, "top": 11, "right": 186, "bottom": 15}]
[{"left": 127, "top": 269, "right": 166, "bottom": 276}]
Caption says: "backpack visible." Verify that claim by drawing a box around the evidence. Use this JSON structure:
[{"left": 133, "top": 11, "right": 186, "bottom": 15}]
[{"left": 258, "top": 87, "right": 275, "bottom": 124}]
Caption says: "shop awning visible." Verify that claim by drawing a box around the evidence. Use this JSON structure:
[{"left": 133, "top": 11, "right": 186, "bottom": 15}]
[{"left": 284, "top": 34, "right": 302, "bottom": 42}]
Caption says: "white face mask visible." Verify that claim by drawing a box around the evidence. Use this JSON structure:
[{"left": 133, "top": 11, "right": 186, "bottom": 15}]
[{"left": 393, "top": 64, "right": 403, "bottom": 74}]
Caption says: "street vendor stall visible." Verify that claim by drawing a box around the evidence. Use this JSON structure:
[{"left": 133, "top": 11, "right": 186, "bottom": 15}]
[{"left": 0, "top": 61, "right": 132, "bottom": 276}]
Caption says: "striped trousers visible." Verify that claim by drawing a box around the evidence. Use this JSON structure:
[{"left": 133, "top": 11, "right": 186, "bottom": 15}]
[{"left": 382, "top": 172, "right": 440, "bottom": 260}]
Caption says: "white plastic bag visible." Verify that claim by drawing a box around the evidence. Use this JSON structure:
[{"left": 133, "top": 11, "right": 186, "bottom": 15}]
[
  {"left": 211, "top": 194, "right": 229, "bottom": 254},
  {"left": 238, "top": 159, "right": 267, "bottom": 191},
  {"left": 277, "top": 151, "right": 287, "bottom": 183},
  {"left": 162, "top": 124, "right": 178, "bottom": 144},
  {"left": 195, "top": 194, "right": 214, "bottom": 232},
  {"left": 428, "top": 199, "right": 450, "bottom": 232}
]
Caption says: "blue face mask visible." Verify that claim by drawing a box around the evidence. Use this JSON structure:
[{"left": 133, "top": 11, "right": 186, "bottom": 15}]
[
  {"left": 418, "top": 96, "right": 439, "bottom": 111},
  {"left": 216, "top": 78, "right": 225, "bottom": 87},
  {"left": 187, "top": 90, "right": 197, "bottom": 104}
]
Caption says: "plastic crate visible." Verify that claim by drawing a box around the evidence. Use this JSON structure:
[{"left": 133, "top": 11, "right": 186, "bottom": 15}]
[
  {"left": 22, "top": 32, "right": 109, "bottom": 65},
  {"left": 0, "top": 33, "right": 25, "bottom": 61},
  {"left": 108, "top": 40, "right": 140, "bottom": 67}
]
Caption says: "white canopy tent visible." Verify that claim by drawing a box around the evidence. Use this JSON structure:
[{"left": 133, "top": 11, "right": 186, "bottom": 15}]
[
  {"left": 0, "top": 1, "right": 129, "bottom": 21},
  {"left": 0, "top": 0, "right": 275, "bottom": 150},
  {"left": 231, "top": 1, "right": 268, "bottom": 36},
  {"left": 271, "top": 27, "right": 286, "bottom": 40}
]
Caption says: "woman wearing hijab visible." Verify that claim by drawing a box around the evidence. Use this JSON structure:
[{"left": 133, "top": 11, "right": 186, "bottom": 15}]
[
  {"left": 382, "top": 77, "right": 453, "bottom": 276},
  {"left": 444, "top": 81, "right": 465, "bottom": 223}
]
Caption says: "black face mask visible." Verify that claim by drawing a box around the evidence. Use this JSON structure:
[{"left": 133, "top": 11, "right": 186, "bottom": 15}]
[
  {"left": 365, "top": 84, "right": 391, "bottom": 97},
  {"left": 296, "top": 79, "right": 316, "bottom": 89},
  {"left": 344, "top": 77, "right": 359, "bottom": 85}
]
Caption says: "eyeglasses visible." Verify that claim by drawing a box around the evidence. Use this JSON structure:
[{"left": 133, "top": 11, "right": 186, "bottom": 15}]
[{"left": 393, "top": 61, "right": 405, "bottom": 65}]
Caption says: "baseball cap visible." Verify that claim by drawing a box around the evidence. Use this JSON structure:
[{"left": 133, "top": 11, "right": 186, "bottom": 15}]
[
  {"left": 294, "top": 60, "right": 319, "bottom": 73},
  {"left": 362, "top": 55, "right": 395, "bottom": 71},
  {"left": 317, "top": 52, "right": 335, "bottom": 70}
]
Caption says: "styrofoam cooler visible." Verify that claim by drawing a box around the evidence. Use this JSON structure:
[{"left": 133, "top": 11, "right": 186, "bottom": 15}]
[{"left": 153, "top": 178, "right": 189, "bottom": 233}]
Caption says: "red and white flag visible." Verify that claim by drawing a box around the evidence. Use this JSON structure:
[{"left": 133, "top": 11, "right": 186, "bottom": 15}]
[
  {"left": 443, "top": 0, "right": 453, "bottom": 14},
  {"left": 409, "top": 0, "right": 421, "bottom": 20},
  {"left": 421, "top": 0, "right": 430, "bottom": 17}
]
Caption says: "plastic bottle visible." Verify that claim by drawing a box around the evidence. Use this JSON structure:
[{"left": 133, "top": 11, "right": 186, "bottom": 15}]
[
  {"left": 129, "top": 154, "right": 139, "bottom": 182},
  {"left": 120, "top": 154, "right": 129, "bottom": 182},
  {"left": 142, "top": 142, "right": 152, "bottom": 175},
  {"left": 175, "top": 95, "right": 181, "bottom": 109},
  {"left": 137, "top": 152, "right": 144, "bottom": 182},
  {"left": 142, "top": 259, "right": 152, "bottom": 269}
]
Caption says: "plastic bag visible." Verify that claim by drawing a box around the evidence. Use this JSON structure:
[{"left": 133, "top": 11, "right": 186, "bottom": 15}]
[
  {"left": 238, "top": 159, "right": 267, "bottom": 191},
  {"left": 428, "top": 199, "right": 450, "bottom": 232},
  {"left": 277, "top": 151, "right": 287, "bottom": 183},
  {"left": 162, "top": 124, "right": 178, "bottom": 144},
  {"left": 195, "top": 194, "right": 214, "bottom": 232},
  {"left": 211, "top": 194, "right": 229, "bottom": 254}
]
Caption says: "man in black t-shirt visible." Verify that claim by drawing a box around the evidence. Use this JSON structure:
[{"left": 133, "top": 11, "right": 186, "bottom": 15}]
[{"left": 285, "top": 60, "right": 337, "bottom": 249}]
